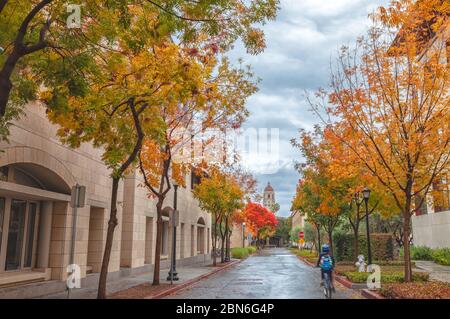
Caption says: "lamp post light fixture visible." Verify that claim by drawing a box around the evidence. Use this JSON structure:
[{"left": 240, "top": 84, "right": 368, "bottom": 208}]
[
  {"left": 242, "top": 222, "right": 246, "bottom": 248},
  {"left": 362, "top": 187, "right": 372, "bottom": 265},
  {"left": 167, "top": 182, "right": 179, "bottom": 282}
]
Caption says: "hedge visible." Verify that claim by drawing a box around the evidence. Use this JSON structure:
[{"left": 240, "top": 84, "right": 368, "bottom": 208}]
[
  {"left": 231, "top": 246, "right": 257, "bottom": 259},
  {"left": 337, "top": 260, "right": 416, "bottom": 267},
  {"left": 343, "top": 271, "right": 429, "bottom": 283},
  {"left": 333, "top": 233, "right": 394, "bottom": 262},
  {"left": 402, "top": 246, "right": 450, "bottom": 266},
  {"left": 231, "top": 248, "right": 249, "bottom": 259},
  {"left": 290, "top": 248, "right": 318, "bottom": 258},
  {"left": 432, "top": 248, "right": 450, "bottom": 266}
]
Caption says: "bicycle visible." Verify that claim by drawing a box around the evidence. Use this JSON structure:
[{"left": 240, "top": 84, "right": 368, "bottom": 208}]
[{"left": 323, "top": 272, "right": 333, "bottom": 299}]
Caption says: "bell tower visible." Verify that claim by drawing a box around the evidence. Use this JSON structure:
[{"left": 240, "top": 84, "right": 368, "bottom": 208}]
[{"left": 263, "top": 182, "right": 275, "bottom": 209}]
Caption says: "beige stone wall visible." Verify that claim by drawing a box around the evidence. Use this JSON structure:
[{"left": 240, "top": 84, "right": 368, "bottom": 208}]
[
  {"left": 230, "top": 223, "right": 249, "bottom": 248},
  {"left": 0, "top": 102, "right": 212, "bottom": 286},
  {"left": 291, "top": 210, "right": 305, "bottom": 231},
  {"left": 412, "top": 210, "right": 450, "bottom": 249}
]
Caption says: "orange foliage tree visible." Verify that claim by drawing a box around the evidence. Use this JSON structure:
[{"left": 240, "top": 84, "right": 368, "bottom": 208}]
[
  {"left": 308, "top": 1, "right": 449, "bottom": 281},
  {"left": 243, "top": 202, "right": 277, "bottom": 247}
]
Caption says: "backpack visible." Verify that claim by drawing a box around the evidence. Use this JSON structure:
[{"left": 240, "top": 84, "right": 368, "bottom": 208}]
[{"left": 320, "top": 255, "right": 333, "bottom": 271}]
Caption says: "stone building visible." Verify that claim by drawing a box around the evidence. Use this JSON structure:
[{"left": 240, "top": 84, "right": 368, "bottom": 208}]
[
  {"left": 409, "top": 14, "right": 450, "bottom": 249},
  {"left": 0, "top": 102, "right": 211, "bottom": 298}
]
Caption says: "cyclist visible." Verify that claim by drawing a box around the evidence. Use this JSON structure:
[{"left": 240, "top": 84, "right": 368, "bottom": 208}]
[{"left": 316, "top": 244, "right": 335, "bottom": 291}]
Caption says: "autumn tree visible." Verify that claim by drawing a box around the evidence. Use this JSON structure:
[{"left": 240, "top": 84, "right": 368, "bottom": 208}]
[
  {"left": 193, "top": 167, "right": 244, "bottom": 266},
  {"left": 44, "top": 8, "right": 214, "bottom": 298},
  {"left": 243, "top": 202, "right": 278, "bottom": 248},
  {"left": 0, "top": 0, "right": 279, "bottom": 137},
  {"left": 309, "top": 0, "right": 449, "bottom": 281},
  {"left": 291, "top": 128, "right": 351, "bottom": 255}
]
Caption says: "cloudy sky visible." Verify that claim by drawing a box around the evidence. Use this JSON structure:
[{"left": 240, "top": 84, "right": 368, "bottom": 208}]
[{"left": 229, "top": 0, "right": 388, "bottom": 217}]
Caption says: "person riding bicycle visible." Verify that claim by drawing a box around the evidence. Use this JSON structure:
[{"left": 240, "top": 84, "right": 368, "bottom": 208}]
[{"left": 316, "top": 244, "right": 335, "bottom": 291}]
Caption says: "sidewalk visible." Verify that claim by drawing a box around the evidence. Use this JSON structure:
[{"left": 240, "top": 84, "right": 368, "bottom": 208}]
[
  {"left": 415, "top": 261, "right": 450, "bottom": 283},
  {"left": 39, "top": 260, "right": 240, "bottom": 299}
]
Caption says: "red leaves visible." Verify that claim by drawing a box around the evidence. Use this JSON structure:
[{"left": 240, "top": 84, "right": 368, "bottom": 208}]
[
  {"left": 243, "top": 202, "right": 277, "bottom": 238},
  {"left": 380, "top": 282, "right": 450, "bottom": 299}
]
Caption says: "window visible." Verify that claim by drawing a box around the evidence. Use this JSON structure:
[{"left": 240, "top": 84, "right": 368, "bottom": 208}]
[
  {"left": 24, "top": 203, "right": 37, "bottom": 268},
  {"left": 5, "top": 200, "right": 26, "bottom": 271},
  {"left": 161, "top": 221, "right": 169, "bottom": 256},
  {"left": 0, "top": 167, "right": 8, "bottom": 181},
  {"left": 432, "top": 175, "right": 450, "bottom": 213},
  {"left": 414, "top": 194, "right": 428, "bottom": 215},
  {"left": 191, "top": 171, "right": 202, "bottom": 190}
]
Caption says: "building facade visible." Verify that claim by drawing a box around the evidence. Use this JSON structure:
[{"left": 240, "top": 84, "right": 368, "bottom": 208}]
[
  {"left": 411, "top": 16, "right": 450, "bottom": 249},
  {"left": 0, "top": 102, "right": 211, "bottom": 298}
]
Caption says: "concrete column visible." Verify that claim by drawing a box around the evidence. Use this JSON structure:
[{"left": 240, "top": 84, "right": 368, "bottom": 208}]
[{"left": 37, "top": 201, "right": 53, "bottom": 268}]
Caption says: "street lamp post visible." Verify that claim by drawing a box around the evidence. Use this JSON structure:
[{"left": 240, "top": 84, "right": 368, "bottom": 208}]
[
  {"left": 167, "top": 183, "right": 179, "bottom": 282},
  {"left": 362, "top": 187, "right": 372, "bottom": 265},
  {"left": 242, "top": 222, "right": 246, "bottom": 248}
]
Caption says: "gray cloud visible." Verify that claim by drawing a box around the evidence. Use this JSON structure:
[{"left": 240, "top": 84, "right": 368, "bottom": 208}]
[{"left": 230, "top": 0, "right": 388, "bottom": 217}]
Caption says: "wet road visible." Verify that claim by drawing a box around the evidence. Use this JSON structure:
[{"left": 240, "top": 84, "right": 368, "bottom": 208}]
[{"left": 167, "top": 248, "right": 356, "bottom": 299}]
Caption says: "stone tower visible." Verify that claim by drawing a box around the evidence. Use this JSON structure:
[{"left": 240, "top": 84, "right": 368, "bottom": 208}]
[{"left": 263, "top": 182, "right": 275, "bottom": 209}]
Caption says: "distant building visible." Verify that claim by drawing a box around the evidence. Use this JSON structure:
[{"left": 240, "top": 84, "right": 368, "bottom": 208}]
[{"left": 263, "top": 182, "right": 275, "bottom": 209}]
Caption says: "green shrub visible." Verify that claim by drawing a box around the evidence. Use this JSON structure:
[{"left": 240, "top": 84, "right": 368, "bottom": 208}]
[
  {"left": 409, "top": 246, "right": 434, "bottom": 261},
  {"left": 432, "top": 248, "right": 450, "bottom": 266},
  {"left": 290, "top": 248, "right": 318, "bottom": 258},
  {"left": 246, "top": 246, "right": 257, "bottom": 254},
  {"left": 231, "top": 247, "right": 249, "bottom": 259},
  {"left": 336, "top": 260, "right": 415, "bottom": 267},
  {"left": 333, "top": 233, "right": 394, "bottom": 262},
  {"left": 344, "top": 271, "right": 429, "bottom": 283}
]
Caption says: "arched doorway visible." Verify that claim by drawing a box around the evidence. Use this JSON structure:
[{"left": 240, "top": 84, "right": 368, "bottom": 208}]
[{"left": 0, "top": 160, "right": 72, "bottom": 284}]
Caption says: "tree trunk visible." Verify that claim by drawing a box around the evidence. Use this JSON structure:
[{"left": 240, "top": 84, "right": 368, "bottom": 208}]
[
  {"left": 97, "top": 99, "right": 145, "bottom": 298},
  {"left": 0, "top": 51, "right": 20, "bottom": 116},
  {"left": 97, "top": 177, "right": 120, "bottom": 299},
  {"left": 317, "top": 225, "right": 321, "bottom": 254},
  {"left": 328, "top": 230, "right": 334, "bottom": 257},
  {"left": 212, "top": 213, "right": 217, "bottom": 266},
  {"left": 352, "top": 221, "right": 360, "bottom": 260},
  {"left": 226, "top": 227, "right": 231, "bottom": 261},
  {"left": 153, "top": 198, "right": 164, "bottom": 285},
  {"left": 220, "top": 234, "right": 225, "bottom": 263},
  {"left": 403, "top": 194, "right": 413, "bottom": 282}
]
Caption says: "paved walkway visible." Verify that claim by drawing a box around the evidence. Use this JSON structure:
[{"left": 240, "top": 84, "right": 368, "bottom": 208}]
[
  {"left": 167, "top": 248, "right": 360, "bottom": 299},
  {"left": 39, "top": 261, "right": 217, "bottom": 299},
  {"left": 415, "top": 261, "right": 450, "bottom": 283}
]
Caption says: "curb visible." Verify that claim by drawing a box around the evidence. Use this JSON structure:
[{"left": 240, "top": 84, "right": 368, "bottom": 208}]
[
  {"left": 334, "top": 275, "right": 367, "bottom": 290},
  {"left": 335, "top": 275, "right": 353, "bottom": 289},
  {"left": 298, "top": 256, "right": 317, "bottom": 268},
  {"left": 148, "top": 259, "right": 243, "bottom": 299},
  {"left": 361, "top": 289, "right": 385, "bottom": 299}
]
